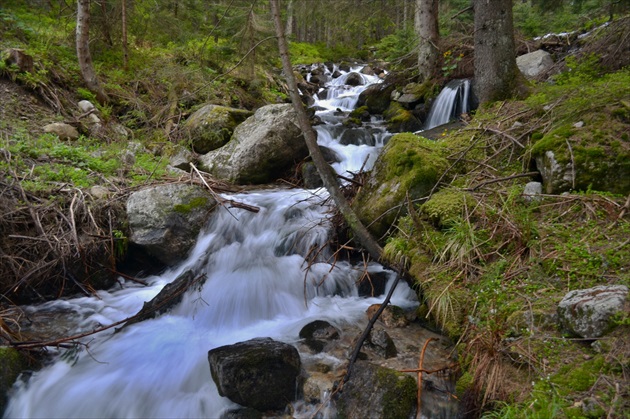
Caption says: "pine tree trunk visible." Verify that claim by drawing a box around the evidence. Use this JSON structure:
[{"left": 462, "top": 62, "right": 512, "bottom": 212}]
[
  {"left": 473, "top": 0, "right": 523, "bottom": 104},
  {"left": 269, "top": 0, "right": 383, "bottom": 261},
  {"left": 122, "top": 0, "right": 129, "bottom": 70},
  {"left": 76, "top": 0, "right": 108, "bottom": 104},
  {"left": 415, "top": 0, "right": 439, "bottom": 82}
]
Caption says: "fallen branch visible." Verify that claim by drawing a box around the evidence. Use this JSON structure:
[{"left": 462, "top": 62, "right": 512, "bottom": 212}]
[
  {"left": 342, "top": 273, "right": 402, "bottom": 385},
  {"left": 189, "top": 163, "right": 259, "bottom": 217},
  {"left": 466, "top": 172, "right": 539, "bottom": 191},
  {"left": 9, "top": 271, "right": 206, "bottom": 348}
]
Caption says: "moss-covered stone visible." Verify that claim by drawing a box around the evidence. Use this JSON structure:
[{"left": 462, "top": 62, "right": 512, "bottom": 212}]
[
  {"left": 184, "top": 104, "right": 253, "bottom": 154},
  {"left": 383, "top": 102, "right": 422, "bottom": 132},
  {"left": 353, "top": 133, "right": 448, "bottom": 239},
  {"left": 357, "top": 83, "right": 395, "bottom": 115},
  {"left": 421, "top": 188, "right": 475, "bottom": 228},
  {"left": 336, "top": 361, "right": 417, "bottom": 419},
  {"left": 0, "top": 347, "right": 27, "bottom": 414}
]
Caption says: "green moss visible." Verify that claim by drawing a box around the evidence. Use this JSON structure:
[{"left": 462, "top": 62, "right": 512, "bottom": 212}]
[
  {"left": 353, "top": 133, "right": 448, "bottom": 238},
  {"left": 0, "top": 347, "right": 26, "bottom": 413},
  {"left": 173, "top": 196, "right": 209, "bottom": 214},
  {"left": 455, "top": 371, "right": 473, "bottom": 397},
  {"left": 376, "top": 368, "right": 417, "bottom": 419},
  {"left": 421, "top": 188, "right": 475, "bottom": 228},
  {"left": 383, "top": 102, "right": 419, "bottom": 132},
  {"left": 551, "top": 356, "right": 605, "bottom": 395}
]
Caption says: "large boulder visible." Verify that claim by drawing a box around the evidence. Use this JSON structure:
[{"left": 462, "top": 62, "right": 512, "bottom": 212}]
[
  {"left": 199, "top": 104, "right": 309, "bottom": 184},
  {"left": 126, "top": 184, "right": 216, "bottom": 265},
  {"left": 557, "top": 285, "right": 628, "bottom": 338},
  {"left": 357, "top": 83, "right": 395, "bottom": 114},
  {"left": 184, "top": 104, "right": 253, "bottom": 154},
  {"left": 336, "top": 361, "right": 417, "bottom": 419},
  {"left": 208, "top": 338, "right": 301, "bottom": 412},
  {"left": 531, "top": 126, "right": 630, "bottom": 195},
  {"left": 517, "top": 50, "right": 554, "bottom": 79},
  {"left": 352, "top": 133, "right": 448, "bottom": 238}
]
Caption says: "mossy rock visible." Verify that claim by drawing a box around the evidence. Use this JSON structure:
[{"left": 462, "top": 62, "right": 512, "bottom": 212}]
[
  {"left": 184, "top": 104, "right": 253, "bottom": 154},
  {"left": 421, "top": 189, "right": 475, "bottom": 228},
  {"left": 353, "top": 133, "right": 448, "bottom": 239},
  {"left": 0, "top": 347, "right": 27, "bottom": 414},
  {"left": 357, "top": 83, "right": 395, "bottom": 115},
  {"left": 336, "top": 361, "right": 417, "bottom": 419},
  {"left": 383, "top": 102, "right": 422, "bottom": 133},
  {"left": 531, "top": 125, "right": 630, "bottom": 194}
]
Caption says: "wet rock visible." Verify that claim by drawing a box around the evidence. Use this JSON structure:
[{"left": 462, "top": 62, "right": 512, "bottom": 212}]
[
  {"left": 183, "top": 104, "right": 253, "bottom": 154},
  {"left": 517, "top": 49, "right": 554, "bottom": 79},
  {"left": 299, "top": 320, "right": 341, "bottom": 353},
  {"left": 366, "top": 327, "right": 398, "bottom": 359},
  {"left": 339, "top": 128, "right": 375, "bottom": 146},
  {"left": 367, "top": 304, "right": 410, "bottom": 328},
  {"left": 357, "top": 83, "right": 395, "bottom": 114},
  {"left": 43, "top": 122, "right": 79, "bottom": 141},
  {"left": 126, "top": 183, "right": 216, "bottom": 265},
  {"left": 219, "top": 407, "right": 262, "bottom": 419},
  {"left": 357, "top": 269, "right": 390, "bottom": 297},
  {"left": 557, "top": 285, "right": 628, "bottom": 338},
  {"left": 208, "top": 338, "right": 301, "bottom": 412},
  {"left": 199, "top": 104, "right": 308, "bottom": 184},
  {"left": 0, "top": 347, "right": 28, "bottom": 413},
  {"left": 345, "top": 72, "right": 364, "bottom": 86},
  {"left": 336, "top": 361, "right": 416, "bottom": 418}
]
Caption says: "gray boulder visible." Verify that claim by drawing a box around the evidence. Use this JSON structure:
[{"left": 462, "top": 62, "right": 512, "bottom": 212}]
[
  {"left": 517, "top": 50, "right": 554, "bottom": 79},
  {"left": 199, "top": 104, "right": 309, "bottom": 184},
  {"left": 558, "top": 285, "right": 628, "bottom": 338},
  {"left": 208, "top": 338, "right": 301, "bottom": 412},
  {"left": 126, "top": 184, "right": 216, "bottom": 265},
  {"left": 184, "top": 104, "right": 253, "bottom": 154},
  {"left": 336, "top": 361, "right": 416, "bottom": 419},
  {"left": 43, "top": 122, "right": 79, "bottom": 141}
]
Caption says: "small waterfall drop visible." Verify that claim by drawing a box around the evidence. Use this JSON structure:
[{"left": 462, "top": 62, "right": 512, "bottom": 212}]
[{"left": 424, "top": 79, "right": 471, "bottom": 130}]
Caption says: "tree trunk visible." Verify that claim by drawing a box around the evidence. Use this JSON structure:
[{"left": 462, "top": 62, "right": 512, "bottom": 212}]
[
  {"left": 285, "top": 0, "right": 294, "bottom": 37},
  {"left": 269, "top": 0, "right": 383, "bottom": 261},
  {"left": 76, "top": 0, "right": 108, "bottom": 104},
  {"left": 473, "top": 0, "right": 524, "bottom": 104},
  {"left": 122, "top": 0, "right": 129, "bottom": 70},
  {"left": 415, "top": 0, "right": 439, "bottom": 82}
]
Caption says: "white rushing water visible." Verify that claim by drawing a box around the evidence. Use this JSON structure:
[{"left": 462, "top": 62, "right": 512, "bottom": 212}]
[
  {"left": 423, "top": 78, "right": 471, "bottom": 130},
  {"left": 5, "top": 64, "right": 417, "bottom": 418}
]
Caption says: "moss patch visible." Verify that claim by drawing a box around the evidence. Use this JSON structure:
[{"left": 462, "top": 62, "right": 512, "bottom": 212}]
[{"left": 353, "top": 133, "right": 448, "bottom": 238}]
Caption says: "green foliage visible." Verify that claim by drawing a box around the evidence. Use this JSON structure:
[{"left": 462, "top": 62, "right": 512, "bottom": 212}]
[
  {"left": 554, "top": 53, "right": 602, "bottom": 85},
  {"left": 372, "top": 28, "right": 416, "bottom": 63},
  {"left": 288, "top": 42, "right": 324, "bottom": 65}
]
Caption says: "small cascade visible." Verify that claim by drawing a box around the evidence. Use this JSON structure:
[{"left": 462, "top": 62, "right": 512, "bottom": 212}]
[
  {"left": 4, "top": 63, "right": 458, "bottom": 419},
  {"left": 424, "top": 79, "right": 472, "bottom": 130}
]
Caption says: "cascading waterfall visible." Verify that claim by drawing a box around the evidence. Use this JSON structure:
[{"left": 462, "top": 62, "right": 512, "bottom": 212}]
[
  {"left": 4, "top": 65, "right": 419, "bottom": 418},
  {"left": 423, "top": 78, "right": 472, "bottom": 130}
]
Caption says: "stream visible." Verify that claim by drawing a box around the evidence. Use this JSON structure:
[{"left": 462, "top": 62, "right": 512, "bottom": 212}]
[{"left": 5, "top": 65, "right": 464, "bottom": 418}]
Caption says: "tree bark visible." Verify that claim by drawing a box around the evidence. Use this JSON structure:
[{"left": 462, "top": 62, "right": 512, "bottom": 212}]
[
  {"left": 415, "top": 0, "right": 439, "bottom": 82},
  {"left": 473, "top": 0, "right": 524, "bottom": 104},
  {"left": 122, "top": 0, "right": 129, "bottom": 70},
  {"left": 285, "top": 0, "right": 294, "bottom": 37},
  {"left": 269, "top": 0, "right": 383, "bottom": 261},
  {"left": 76, "top": 0, "right": 108, "bottom": 104}
]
